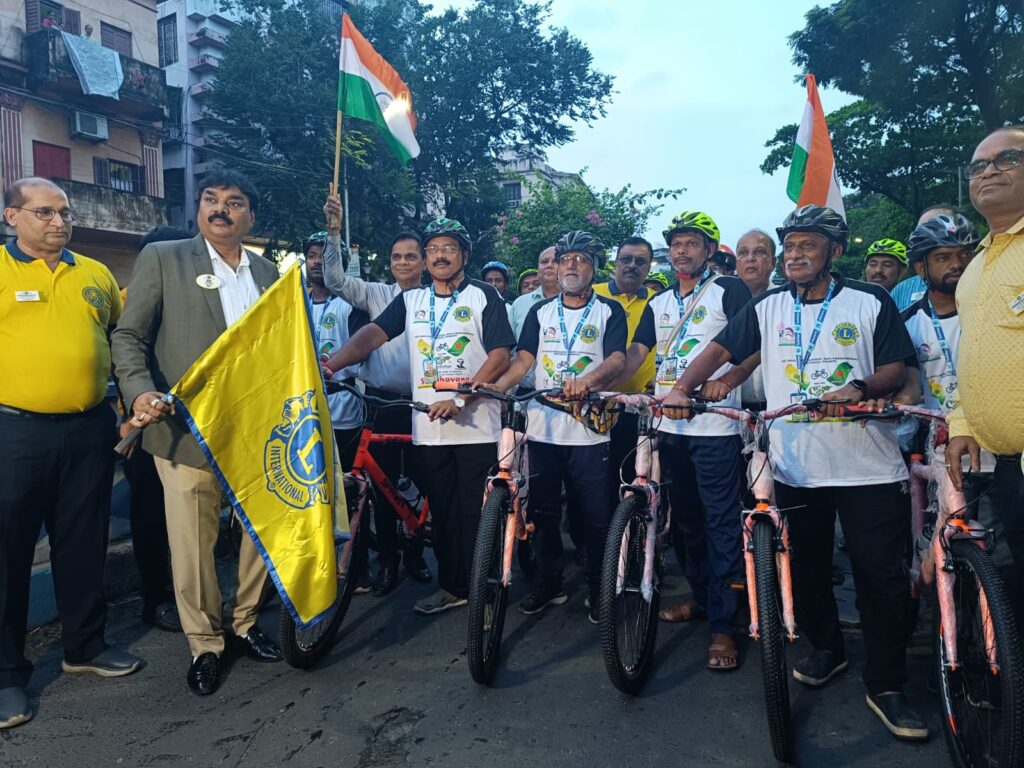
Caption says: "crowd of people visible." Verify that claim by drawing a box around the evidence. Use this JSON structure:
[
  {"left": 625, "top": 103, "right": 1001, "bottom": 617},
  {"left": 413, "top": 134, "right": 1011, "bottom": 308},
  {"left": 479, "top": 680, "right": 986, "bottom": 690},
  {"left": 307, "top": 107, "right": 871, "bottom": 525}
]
[{"left": 1, "top": 125, "right": 1022, "bottom": 753}]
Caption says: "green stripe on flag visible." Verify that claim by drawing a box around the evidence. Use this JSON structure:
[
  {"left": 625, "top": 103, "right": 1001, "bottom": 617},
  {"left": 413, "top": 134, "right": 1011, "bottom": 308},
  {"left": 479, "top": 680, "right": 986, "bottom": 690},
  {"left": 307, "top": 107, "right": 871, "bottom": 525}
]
[
  {"left": 786, "top": 144, "right": 808, "bottom": 204},
  {"left": 338, "top": 72, "right": 413, "bottom": 165}
]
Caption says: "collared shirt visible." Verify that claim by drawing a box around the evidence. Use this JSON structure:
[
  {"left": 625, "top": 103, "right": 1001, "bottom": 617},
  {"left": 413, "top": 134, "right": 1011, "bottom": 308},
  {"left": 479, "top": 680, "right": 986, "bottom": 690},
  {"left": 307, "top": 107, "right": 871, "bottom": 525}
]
[
  {"left": 594, "top": 280, "right": 655, "bottom": 392},
  {"left": 891, "top": 275, "right": 928, "bottom": 312},
  {"left": 205, "top": 239, "right": 260, "bottom": 327},
  {"left": 947, "top": 214, "right": 1024, "bottom": 455},
  {"left": 1, "top": 239, "right": 122, "bottom": 413}
]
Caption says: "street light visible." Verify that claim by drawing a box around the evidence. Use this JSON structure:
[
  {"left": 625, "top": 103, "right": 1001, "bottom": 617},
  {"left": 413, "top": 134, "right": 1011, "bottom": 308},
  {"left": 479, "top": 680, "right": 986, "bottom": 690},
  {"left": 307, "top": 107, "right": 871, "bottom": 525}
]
[{"left": 934, "top": 167, "right": 964, "bottom": 211}]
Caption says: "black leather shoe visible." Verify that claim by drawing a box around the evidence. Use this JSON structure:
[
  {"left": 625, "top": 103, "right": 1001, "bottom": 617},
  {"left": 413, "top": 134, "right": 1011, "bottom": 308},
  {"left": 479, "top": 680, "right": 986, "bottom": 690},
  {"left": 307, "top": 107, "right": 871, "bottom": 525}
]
[
  {"left": 231, "top": 626, "right": 283, "bottom": 662},
  {"left": 187, "top": 652, "right": 220, "bottom": 696},
  {"left": 404, "top": 556, "right": 432, "bottom": 584},
  {"left": 372, "top": 563, "right": 398, "bottom": 596},
  {"left": 142, "top": 601, "right": 182, "bottom": 633}
]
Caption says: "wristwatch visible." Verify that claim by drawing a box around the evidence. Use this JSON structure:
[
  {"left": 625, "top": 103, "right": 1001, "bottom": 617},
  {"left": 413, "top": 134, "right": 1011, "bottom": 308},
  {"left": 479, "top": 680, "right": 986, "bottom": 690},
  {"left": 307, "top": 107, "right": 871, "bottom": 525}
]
[
  {"left": 453, "top": 396, "right": 467, "bottom": 408},
  {"left": 850, "top": 379, "right": 869, "bottom": 396}
]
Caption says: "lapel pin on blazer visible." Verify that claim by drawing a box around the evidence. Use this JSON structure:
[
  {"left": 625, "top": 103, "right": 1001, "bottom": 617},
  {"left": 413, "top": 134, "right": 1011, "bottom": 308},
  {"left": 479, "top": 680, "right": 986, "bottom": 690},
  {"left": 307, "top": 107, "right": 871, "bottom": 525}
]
[{"left": 196, "top": 274, "right": 222, "bottom": 290}]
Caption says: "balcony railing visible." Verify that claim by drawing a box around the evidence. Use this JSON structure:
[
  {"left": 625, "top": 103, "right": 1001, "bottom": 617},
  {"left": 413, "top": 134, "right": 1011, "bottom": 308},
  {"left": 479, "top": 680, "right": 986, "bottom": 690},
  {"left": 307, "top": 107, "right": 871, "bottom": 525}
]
[
  {"left": 26, "top": 28, "right": 166, "bottom": 121},
  {"left": 55, "top": 178, "right": 166, "bottom": 235},
  {"left": 188, "top": 54, "right": 220, "bottom": 72},
  {"left": 187, "top": 27, "right": 226, "bottom": 48}
]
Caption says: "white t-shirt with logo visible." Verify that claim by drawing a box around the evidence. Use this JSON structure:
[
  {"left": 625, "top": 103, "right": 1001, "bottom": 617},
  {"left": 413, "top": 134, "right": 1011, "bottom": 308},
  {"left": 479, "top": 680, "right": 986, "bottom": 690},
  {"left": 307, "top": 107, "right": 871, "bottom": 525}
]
[
  {"left": 310, "top": 295, "right": 367, "bottom": 431},
  {"left": 518, "top": 293, "right": 628, "bottom": 445},
  {"left": 716, "top": 276, "right": 914, "bottom": 488},
  {"left": 634, "top": 276, "right": 751, "bottom": 437},
  {"left": 374, "top": 277, "right": 515, "bottom": 446}
]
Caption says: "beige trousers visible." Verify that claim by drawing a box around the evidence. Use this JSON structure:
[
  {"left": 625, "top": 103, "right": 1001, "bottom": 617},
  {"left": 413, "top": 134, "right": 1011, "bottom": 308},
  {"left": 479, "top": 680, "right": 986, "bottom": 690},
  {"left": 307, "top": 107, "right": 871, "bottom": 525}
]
[{"left": 154, "top": 457, "right": 270, "bottom": 656}]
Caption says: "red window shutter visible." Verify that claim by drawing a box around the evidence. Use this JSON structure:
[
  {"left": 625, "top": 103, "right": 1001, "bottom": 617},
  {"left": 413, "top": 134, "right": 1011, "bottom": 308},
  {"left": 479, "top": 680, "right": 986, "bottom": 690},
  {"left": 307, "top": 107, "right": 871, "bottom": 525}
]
[
  {"left": 62, "top": 9, "right": 81, "bottom": 35},
  {"left": 93, "top": 157, "right": 110, "bottom": 187},
  {"left": 33, "top": 142, "right": 70, "bottom": 180}
]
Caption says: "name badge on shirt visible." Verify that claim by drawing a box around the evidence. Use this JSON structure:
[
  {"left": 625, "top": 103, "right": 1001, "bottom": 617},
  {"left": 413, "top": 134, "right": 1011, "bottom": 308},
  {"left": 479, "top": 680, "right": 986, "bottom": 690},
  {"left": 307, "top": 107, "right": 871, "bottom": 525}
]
[
  {"left": 422, "top": 358, "right": 438, "bottom": 385},
  {"left": 789, "top": 391, "right": 811, "bottom": 423},
  {"left": 1010, "top": 290, "right": 1024, "bottom": 316},
  {"left": 15, "top": 290, "right": 40, "bottom": 302},
  {"left": 196, "top": 274, "right": 222, "bottom": 290}
]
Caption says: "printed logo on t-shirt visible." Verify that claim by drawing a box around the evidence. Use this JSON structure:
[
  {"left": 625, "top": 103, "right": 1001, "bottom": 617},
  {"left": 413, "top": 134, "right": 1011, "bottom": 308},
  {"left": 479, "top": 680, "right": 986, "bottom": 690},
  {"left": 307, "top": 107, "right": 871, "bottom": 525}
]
[
  {"left": 82, "top": 286, "right": 106, "bottom": 308},
  {"left": 777, "top": 324, "right": 796, "bottom": 346},
  {"left": 543, "top": 326, "right": 558, "bottom": 339},
  {"left": 453, "top": 305, "right": 473, "bottom": 323},
  {"left": 413, "top": 309, "right": 427, "bottom": 321},
  {"left": 832, "top": 322, "right": 859, "bottom": 346},
  {"left": 580, "top": 324, "right": 600, "bottom": 343},
  {"left": 321, "top": 312, "right": 337, "bottom": 329},
  {"left": 691, "top": 305, "right": 707, "bottom": 324}
]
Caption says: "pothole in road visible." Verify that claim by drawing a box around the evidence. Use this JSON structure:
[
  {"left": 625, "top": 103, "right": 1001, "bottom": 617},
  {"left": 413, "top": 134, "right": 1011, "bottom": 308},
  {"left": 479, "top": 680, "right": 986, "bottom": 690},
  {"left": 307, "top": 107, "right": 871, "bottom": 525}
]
[{"left": 357, "top": 707, "right": 425, "bottom": 767}]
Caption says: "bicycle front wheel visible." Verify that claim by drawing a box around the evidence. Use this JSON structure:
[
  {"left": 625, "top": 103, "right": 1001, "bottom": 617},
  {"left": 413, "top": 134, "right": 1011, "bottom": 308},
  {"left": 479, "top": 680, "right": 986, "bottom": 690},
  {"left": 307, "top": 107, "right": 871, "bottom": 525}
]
[
  {"left": 937, "top": 539, "right": 1024, "bottom": 768},
  {"left": 279, "top": 499, "right": 369, "bottom": 669},
  {"left": 600, "top": 494, "right": 660, "bottom": 695},
  {"left": 467, "top": 485, "right": 511, "bottom": 685},
  {"left": 752, "top": 517, "right": 794, "bottom": 764}
]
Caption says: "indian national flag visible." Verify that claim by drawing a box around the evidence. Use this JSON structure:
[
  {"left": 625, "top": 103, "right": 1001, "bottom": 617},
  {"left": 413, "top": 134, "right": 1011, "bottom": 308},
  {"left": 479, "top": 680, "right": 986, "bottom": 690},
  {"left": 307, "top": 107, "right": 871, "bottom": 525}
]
[
  {"left": 786, "top": 74, "right": 844, "bottom": 218},
  {"left": 339, "top": 14, "right": 420, "bottom": 165}
]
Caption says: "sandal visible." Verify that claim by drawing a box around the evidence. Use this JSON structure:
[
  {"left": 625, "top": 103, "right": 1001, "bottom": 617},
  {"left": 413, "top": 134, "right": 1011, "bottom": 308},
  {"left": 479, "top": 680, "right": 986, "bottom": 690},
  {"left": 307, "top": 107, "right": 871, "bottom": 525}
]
[
  {"left": 707, "top": 633, "right": 739, "bottom": 671},
  {"left": 658, "top": 599, "right": 707, "bottom": 623},
  {"left": 414, "top": 589, "right": 468, "bottom": 615}
]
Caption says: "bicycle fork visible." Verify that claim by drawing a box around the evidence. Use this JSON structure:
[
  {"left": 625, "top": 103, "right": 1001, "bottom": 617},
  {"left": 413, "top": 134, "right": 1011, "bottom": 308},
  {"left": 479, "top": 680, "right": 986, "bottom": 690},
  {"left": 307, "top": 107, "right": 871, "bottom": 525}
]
[
  {"left": 743, "top": 506, "right": 797, "bottom": 642},
  {"left": 490, "top": 427, "right": 532, "bottom": 588}
]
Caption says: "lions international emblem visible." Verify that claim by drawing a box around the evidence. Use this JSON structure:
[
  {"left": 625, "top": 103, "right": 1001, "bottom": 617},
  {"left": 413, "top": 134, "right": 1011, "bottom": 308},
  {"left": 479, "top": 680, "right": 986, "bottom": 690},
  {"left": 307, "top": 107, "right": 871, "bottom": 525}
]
[{"left": 264, "top": 391, "right": 330, "bottom": 509}]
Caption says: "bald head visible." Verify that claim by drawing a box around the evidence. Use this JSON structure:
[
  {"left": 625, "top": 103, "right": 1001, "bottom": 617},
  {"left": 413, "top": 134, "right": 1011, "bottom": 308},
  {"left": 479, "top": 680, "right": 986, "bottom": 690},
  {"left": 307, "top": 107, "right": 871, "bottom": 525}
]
[
  {"left": 3, "top": 177, "right": 65, "bottom": 211},
  {"left": 537, "top": 245, "right": 558, "bottom": 294}
]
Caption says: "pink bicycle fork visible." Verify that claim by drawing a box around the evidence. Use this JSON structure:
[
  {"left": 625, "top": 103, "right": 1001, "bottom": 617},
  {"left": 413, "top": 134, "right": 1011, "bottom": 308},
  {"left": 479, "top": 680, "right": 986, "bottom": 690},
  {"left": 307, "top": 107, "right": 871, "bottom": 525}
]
[{"left": 487, "top": 427, "right": 531, "bottom": 588}]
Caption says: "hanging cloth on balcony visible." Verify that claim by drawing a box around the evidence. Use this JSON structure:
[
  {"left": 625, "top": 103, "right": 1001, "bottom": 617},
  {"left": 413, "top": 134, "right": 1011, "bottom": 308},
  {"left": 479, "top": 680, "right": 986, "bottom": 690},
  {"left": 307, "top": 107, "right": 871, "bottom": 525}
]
[{"left": 60, "top": 31, "right": 123, "bottom": 100}]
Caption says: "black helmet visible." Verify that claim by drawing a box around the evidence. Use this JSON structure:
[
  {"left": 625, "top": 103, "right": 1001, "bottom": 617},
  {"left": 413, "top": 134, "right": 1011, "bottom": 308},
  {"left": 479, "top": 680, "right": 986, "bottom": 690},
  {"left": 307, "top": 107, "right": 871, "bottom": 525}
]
[
  {"left": 303, "top": 230, "right": 328, "bottom": 256},
  {"left": 776, "top": 205, "right": 850, "bottom": 249},
  {"left": 423, "top": 217, "right": 472, "bottom": 254},
  {"left": 555, "top": 230, "right": 607, "bottom": 270},
  {"left": 906, "top": 214, "right": 980, "bottom": 265}
]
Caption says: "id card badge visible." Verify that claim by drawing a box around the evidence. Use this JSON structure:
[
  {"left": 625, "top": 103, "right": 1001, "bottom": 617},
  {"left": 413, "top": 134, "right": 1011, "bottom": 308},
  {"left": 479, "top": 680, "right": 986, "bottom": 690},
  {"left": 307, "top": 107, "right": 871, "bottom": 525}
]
[
  {"left": 789, "top": 391, "right": 810, "bottom": 423},
  {"left": 1010, "top": 290, "right": 1024, "bottom": 316},
  {"left": 562, "top": 370, "right": 576, "bottom": 382},
  {"left": 422, "top": 358, "right": 438, "bottom": 385},
  {"left": 661, "top": 356, "right": 678, "bottom": 383}
]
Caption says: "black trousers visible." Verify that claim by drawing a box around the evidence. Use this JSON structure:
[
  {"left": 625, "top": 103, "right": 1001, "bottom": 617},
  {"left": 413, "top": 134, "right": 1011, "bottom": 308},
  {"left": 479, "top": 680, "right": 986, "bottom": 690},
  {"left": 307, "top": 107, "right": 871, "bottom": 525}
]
[
  {"left": 0, "top": 405, "right": 115, "bottom": 688},
  {"left": 607, "top": 411, "right": 639, "bottom": 499},
  {"left": 528, "top": 441, "right": 612, "bottom": 594},
  {"left": 122, "top": 447, "right": 172, "bottom": 612},
  {"left": 992, "top": 454, "right": 1024, "bottom": 619},
  {"left": 774, "top": 481, "right": 911, "bottom": 694},
  {"left": 414, "top": 442, "right": 497, "bottom": 598}
]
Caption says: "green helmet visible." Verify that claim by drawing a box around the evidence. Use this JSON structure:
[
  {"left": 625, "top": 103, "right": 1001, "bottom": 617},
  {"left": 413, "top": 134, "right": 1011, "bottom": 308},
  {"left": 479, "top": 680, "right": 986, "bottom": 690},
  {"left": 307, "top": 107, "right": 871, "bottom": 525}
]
[
  {"left": 645, "top": 271, "right": 670, "bottom": 289},
  {"left": 423, "top": 217, "right": 472, "bottom": 254},
  {"left": 663, "top": 211, "right": 721, "bottom": 249},
  {"left": 866, "top": 238, "right": 908, "bottom": 267}
]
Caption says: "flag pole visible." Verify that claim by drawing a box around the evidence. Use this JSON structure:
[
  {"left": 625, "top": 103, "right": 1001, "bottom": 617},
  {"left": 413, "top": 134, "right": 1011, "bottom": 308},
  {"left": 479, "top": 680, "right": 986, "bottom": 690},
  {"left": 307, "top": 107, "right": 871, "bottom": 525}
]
[{"left": 329, "top": 2, "right": 346, "bottom": 236}]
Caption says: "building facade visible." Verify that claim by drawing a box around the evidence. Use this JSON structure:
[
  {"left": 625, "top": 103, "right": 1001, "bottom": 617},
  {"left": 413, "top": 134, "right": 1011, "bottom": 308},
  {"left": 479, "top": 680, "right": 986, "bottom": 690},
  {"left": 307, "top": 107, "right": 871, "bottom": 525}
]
[
  {"left": 498, "top": 151, "right": 584, "bottom": 208},
  {"left": 0, "top": 0, "right": 167, "bottom": 284}
]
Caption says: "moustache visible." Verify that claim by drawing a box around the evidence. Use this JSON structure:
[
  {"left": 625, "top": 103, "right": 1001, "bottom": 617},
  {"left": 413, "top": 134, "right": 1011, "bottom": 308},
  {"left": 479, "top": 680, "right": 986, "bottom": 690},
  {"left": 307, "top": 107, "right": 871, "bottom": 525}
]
[
  {"left": 208, "top": 212, "right": 233, "bottom": 225},
  {"left": 622, "top": 269, "right": 639, "bottom": 277}
]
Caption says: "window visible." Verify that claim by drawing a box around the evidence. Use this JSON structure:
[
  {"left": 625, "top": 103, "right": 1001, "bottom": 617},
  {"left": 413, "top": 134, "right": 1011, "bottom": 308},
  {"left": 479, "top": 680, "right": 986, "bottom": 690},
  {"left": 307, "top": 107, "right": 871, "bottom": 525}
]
[
  {"left": 39, "top": 0, "right": 62, "bottom": 29},
  {"left": 93, "top": 157, "right": 145, "bottom": 194},
  {"left": 158, "top": 14, "right": 177, "bottom": 67},
  {"left": 101, "top": 22, "right": 132, "bottom": 57},
  {"left": 503, "top": 182, "right": 522, "bottom": 207},
  {"left": 33, "top": 141, "right": 70, "bottom": 180}
]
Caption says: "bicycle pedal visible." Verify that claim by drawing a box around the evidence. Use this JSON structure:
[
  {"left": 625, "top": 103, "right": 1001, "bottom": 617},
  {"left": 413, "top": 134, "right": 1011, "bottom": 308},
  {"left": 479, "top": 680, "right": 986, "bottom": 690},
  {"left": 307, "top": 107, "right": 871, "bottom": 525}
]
[{"left": 525, "top": 522, "right": 535, "bottom": 533}]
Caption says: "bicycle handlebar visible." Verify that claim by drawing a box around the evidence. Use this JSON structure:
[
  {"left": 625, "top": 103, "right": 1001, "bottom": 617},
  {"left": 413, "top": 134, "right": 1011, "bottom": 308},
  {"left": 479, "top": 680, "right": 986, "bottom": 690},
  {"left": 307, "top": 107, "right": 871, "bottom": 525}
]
[
  {"left": 432, "top": 381, "right": 563, "bottom": 404},
  {"left": 689, "top": 398, "right": 925, "bottom": 424},
  {"left": 328, "top": 381, "right": 435, "bottom": 417}
]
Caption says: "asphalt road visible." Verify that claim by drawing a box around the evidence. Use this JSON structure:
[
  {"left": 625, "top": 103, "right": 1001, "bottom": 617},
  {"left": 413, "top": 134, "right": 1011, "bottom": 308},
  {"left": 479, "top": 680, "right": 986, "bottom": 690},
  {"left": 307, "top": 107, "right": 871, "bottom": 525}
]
[{"left": 5, "top": 558, "right": 951, "bottom": 768}]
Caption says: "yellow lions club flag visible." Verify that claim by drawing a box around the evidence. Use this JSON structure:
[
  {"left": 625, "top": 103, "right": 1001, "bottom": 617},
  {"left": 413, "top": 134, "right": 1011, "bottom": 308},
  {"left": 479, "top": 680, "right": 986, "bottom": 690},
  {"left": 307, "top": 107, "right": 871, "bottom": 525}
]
[{"left": 172, "top": 265, "right": 343, "bottom": 627}]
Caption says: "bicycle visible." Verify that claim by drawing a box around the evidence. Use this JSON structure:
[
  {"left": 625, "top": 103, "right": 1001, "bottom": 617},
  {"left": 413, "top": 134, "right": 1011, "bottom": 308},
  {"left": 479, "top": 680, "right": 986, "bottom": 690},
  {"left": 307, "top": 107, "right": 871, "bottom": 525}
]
[
  {"left": 896, "top": 404, "right": 1024, "bottom": 768},
  {"left": 688, "top": 398, "right": 897, "bottom": 764},
  {"left": 595, "top": 392, "right": 667, "bottom": 695},
  {"left": 279, "top": 382, "right": 435, "bottom": 669}
]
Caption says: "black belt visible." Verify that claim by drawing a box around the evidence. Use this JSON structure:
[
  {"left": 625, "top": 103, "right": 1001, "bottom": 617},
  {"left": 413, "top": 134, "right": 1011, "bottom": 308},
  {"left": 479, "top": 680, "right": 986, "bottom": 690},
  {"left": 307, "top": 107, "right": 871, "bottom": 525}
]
[
  {"left": 995, "top": 453, "right": 1023, "bottom": 463},
  {"left": 0, "top": 402, "right": 102, "bottom": 421},
  {"left": 365, "top": 386, "right": 412, "bottom": 400}
]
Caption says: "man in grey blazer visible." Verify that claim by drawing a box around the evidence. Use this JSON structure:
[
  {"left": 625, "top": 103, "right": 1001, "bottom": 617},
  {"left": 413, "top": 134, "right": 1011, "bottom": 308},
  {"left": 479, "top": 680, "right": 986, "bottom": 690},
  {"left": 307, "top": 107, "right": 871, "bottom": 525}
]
[{"left": 111, "top": 170, "right": 282, "bottom": 696}]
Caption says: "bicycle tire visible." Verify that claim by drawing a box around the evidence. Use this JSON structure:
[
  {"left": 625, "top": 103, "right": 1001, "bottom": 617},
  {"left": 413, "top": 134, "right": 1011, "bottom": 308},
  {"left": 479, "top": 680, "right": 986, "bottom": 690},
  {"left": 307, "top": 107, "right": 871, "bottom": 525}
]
[
  {"left": 279, "top": 499, "right": 369, "bottom": 669},
  {"left": 752, "top": 517, "right": 794, "bottom": 764},
  {"left": 937, "top": 539, "right": 1024, "bottom": 768},
  {"left": 467, "top": 486, "right": 511, "bottom": 685},
  {"left": 600, "top": 494, "right": 660, "bottom": 695}
]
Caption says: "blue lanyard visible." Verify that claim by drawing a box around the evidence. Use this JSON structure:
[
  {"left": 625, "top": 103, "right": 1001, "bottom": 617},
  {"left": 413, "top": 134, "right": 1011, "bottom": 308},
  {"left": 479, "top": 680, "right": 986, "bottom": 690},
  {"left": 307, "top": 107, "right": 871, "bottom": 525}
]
[
  {"left": 927, "top": 299, "right": 957, "bottom": 379},
  {"left": 429, "top": 286, "right": 458, "bottom": 356},
  {"left": 557, "top": 292, "right": 596, "bottom": 359},
  {"left": 673, "top": 270, "right": 714, "bottom": 355},
  {"left": 793, "top": 279, "right": 836, "bottom": 386}
]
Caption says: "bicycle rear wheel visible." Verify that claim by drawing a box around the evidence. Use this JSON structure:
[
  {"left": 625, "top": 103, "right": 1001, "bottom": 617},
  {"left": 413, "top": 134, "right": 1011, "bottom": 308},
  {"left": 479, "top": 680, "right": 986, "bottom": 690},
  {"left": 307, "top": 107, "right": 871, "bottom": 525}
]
[
  {"left": 937, "top": 539, "right": 1024, "bottom": 768},
  {"left": 600, "top": 494, "right": 660, "bottom": 695},
  {"left": 279, "top": 499, "right": 369, "bottom": 669},
  {"left": 752, "top": 517, "right": 794, "bottom": 764},
  {"left": 467, "top": 486, "right": 511, "bottom": 685}
]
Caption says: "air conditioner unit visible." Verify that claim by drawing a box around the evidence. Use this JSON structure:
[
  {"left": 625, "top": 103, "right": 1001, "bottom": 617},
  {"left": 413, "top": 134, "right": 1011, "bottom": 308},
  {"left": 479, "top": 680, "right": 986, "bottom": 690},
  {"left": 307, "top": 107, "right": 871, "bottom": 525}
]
[{"left": 70, "top": 111, "right": 109, "bottom": 142}]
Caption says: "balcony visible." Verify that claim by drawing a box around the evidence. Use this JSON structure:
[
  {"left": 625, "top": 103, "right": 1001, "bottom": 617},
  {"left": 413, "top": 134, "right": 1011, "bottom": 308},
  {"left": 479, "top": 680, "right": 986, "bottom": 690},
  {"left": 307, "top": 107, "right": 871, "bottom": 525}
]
[
  {"left": 26, "top": 28, "right": 166, "bottom": 121},
  {"left": 56, "top": 178, "right": 166, "bottom": 236},
  {"left": 189, "top": 54, "right": 220, "bottom": 73},
  {"left": 188, "top": 27, "right": 226, "bottom": 48},
  {"left": 189, "top": 81, "right": 214, "bottom": 99},
  {"left": 185, "top": 0, "right": 240, "bottom": 25},
  {"left": 163, "top": 123, "right": 185, "bottom": 144}
]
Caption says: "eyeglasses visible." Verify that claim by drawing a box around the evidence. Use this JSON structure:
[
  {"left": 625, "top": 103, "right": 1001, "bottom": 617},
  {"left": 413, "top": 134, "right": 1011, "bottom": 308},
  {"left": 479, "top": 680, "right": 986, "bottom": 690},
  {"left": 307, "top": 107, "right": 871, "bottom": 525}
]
[
  {"left": 557, "top": 253, "right": 593, "bottom": 265},
  {"left": 424, "top": 244, "right": 461, "bottom": 256},
  {"left": 966, "top": 148, "right": 1024, "bottom": 180},
  {"left": 615, "top": 255, "right": 650, "bottom": 266},
  {"left": 12, "top": 206, "right": 76, "bottom": 222}
]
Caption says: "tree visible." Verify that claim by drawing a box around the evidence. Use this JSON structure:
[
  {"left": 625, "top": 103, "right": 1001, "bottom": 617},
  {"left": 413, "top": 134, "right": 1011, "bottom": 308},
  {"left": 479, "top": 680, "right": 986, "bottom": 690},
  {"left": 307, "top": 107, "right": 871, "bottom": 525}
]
[{"left": 492, "top": 178, "right": 681, "bottom": 277}]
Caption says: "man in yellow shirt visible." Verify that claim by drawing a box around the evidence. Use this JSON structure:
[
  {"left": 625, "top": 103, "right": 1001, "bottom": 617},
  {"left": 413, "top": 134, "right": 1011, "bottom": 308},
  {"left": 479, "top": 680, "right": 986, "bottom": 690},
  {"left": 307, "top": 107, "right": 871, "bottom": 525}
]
[
  {"left": 948, "top": 126, "right": 1024, "bottom": 616},
  {"left": 0, "top": 178, "right": 142, "bottom": 730},
  {"left": 596, "top": 236, "right": 655, "bottom": 495}
]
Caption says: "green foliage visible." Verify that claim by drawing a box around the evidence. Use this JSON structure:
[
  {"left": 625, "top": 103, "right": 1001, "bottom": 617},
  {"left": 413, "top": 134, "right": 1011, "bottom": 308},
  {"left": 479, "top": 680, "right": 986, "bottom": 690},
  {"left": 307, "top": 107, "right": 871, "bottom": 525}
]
[
  {"left": 491, "top": 178, "right": 682, "bottom": 277},
  {"left": 832, "top": 193, "right": 916, "bottom": 279}
]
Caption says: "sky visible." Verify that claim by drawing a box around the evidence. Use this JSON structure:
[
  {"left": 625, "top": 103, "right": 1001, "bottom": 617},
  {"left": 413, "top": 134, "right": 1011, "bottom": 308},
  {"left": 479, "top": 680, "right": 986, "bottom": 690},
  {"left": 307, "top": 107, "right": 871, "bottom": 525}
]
[{"left": 435, "top": 0, "right": 856, "bottom": 249}]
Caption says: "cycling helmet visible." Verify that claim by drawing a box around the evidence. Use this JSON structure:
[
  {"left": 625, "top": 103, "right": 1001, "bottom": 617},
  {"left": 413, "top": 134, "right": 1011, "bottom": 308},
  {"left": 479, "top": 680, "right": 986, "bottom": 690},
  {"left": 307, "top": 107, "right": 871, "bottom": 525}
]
[
  {"left": 663, "top": 211, "right": 720, "bottom": 249},
  {"left": 303, "top": 231, "right": 328, "bottom": 256},
  {"left": 866, "top": 238, "right": 908, "bottom": 267},
  {"left": 645, "top": 270, "right": 670, "bottom": 289},
  {"left": 776, "top": 204, "right": 850, "bottom": 248},
  {"left": 423, "top": 217, "right": 472, "bottom": 254},
  {"left": 481, "top": 260, "right": 511, "bottom": 283},
  {"left": 517, "top": 267, "right": 538, "bottom": 291},
  {"left": 554, "top": 230, "right": 607, "bottom": 270},
  {"left": 711, "top": 244, "right": 736, "bottom": 272},
  {"left": 906, "top": 215, "right": 980, "bottom": 265}
]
